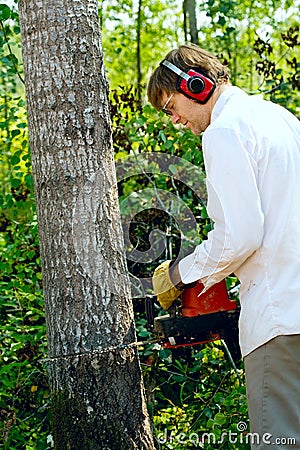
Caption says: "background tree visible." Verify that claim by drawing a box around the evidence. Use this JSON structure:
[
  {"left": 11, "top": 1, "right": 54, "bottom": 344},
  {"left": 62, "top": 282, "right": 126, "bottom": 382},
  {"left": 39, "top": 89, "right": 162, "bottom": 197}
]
[
  {"left": 102, "top": 0, "right": 299, "bottom": 111},
  {"left": 136, "top": 0, "right": 143, "bottom": 101},
  {"left": 17, "top": 0, "right": 156, "bottom": 448},
  {"left": 183, "top": 0, "right": 199, "bottom": 44}
]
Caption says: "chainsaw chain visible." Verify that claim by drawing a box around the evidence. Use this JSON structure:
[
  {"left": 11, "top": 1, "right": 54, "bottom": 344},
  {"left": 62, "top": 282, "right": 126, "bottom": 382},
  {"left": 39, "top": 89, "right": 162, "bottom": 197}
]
[{"left": 41, "top": 338, "right": 163, "bottom": 364}]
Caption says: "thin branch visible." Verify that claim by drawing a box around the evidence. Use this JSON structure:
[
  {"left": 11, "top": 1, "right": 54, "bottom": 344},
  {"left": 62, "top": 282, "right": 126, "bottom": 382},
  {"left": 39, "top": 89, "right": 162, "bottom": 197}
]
[{"left": 0, "top": 20, "right": 25, "bottom": 84}]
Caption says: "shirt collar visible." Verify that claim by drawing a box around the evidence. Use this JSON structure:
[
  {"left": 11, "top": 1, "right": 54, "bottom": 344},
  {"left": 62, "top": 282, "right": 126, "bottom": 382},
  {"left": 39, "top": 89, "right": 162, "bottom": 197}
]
[{"left": 211, "top": 86, "right": 246, "bottom": 122}]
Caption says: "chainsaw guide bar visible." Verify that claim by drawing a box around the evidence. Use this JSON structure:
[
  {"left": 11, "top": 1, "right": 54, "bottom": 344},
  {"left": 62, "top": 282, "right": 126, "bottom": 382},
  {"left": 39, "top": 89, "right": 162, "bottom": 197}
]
[{"left": 153, "top": 308, "right": 240, "bottom": 360}]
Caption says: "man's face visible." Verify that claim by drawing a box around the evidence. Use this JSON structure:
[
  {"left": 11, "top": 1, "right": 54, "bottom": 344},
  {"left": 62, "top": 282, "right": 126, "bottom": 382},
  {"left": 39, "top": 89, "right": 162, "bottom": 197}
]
[{"left": 160, "top": 91, "right": 213, "bottom": 135}]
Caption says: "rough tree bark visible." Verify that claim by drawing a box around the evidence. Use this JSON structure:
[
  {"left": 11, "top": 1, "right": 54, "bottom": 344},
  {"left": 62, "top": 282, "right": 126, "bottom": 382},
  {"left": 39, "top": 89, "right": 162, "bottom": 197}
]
[{"left": 18, "top": 1, "right": 156, "bottom": 449}]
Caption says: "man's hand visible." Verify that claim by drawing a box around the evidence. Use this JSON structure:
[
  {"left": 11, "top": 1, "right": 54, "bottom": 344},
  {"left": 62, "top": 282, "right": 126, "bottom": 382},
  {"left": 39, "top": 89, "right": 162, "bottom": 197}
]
[{"left": 152, "top": 260, "right": 182, "bottom": 310}]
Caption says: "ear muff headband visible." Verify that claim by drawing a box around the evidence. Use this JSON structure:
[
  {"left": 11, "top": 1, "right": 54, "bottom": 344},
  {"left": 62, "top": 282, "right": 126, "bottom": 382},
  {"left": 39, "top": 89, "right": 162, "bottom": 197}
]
[{"left": 161, "top": 60, "right": 215, "bottom": 104}]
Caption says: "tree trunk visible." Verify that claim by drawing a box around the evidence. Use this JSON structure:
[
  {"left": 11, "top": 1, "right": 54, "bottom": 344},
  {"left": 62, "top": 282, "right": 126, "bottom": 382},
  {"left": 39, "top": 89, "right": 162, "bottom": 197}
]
[
  {"left": 136, "top": 0, "right": 142, "bottom": 102},
  {"left": 18, "top": 1, "right": 156, "bottom": 449},
  {"left": 183, "top": 0, "right": 199, "bottom": 44}
]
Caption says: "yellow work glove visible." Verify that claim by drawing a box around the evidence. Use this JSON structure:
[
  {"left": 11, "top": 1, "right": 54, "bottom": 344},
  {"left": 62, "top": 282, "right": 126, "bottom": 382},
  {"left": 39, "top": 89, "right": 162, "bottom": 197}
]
[{"left": 152, "top": 260, "right": 182, "bottom": 310}]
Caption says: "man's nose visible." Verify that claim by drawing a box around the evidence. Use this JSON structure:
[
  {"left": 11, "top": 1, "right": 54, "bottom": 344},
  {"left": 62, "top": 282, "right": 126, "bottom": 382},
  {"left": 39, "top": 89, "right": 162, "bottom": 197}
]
[{"left": 171, "top": 112, "right": 181, "bottom": 125}]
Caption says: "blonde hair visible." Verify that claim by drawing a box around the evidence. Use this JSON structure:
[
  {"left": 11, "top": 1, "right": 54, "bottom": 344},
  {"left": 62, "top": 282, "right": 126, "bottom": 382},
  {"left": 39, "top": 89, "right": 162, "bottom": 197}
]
[{"left": 147, "top": 44, "right": 230, "bottom": 110}]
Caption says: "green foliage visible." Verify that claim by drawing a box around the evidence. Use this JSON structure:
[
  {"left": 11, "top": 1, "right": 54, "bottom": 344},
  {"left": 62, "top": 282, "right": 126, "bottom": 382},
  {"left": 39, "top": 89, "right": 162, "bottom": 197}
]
[
  {"left": 0, "top": 177, "right": 49, "bottom": 448},
  {"left": 137, "top": 315, "right": 249, "bottom": 449},
  {"left": 0, "top": 5, "right": 50, "bottom": 448},
  {"left": 101, "top": 0, "right": 184, "bottom": 91},
  {"left": 0, "top": 220, "right": 50, "bottom": 449},
  {"left": 111, "top": 87, "right": 211, "bottom": 291},
  {"left": 103, "top": 0, "right": 300, "bottom": 114}
]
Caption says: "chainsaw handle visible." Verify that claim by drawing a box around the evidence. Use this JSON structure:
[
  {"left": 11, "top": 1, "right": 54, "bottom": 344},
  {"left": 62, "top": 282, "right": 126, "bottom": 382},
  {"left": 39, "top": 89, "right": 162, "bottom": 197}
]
[{"left": 145, "top": 295, "right": 155, "bottom": 329}]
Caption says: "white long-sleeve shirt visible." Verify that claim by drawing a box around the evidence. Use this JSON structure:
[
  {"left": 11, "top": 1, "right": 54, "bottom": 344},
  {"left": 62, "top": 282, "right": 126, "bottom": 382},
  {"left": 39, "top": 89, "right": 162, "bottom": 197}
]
[{"left": 178, "top": 86, "right": 300, "bottom": 357}]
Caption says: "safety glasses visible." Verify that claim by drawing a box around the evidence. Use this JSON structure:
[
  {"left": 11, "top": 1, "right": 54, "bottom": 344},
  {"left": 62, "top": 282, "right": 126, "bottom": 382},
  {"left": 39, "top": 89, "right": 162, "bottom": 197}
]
[{"left": 161, "top": 93, "right": 175, "bottom": 116}]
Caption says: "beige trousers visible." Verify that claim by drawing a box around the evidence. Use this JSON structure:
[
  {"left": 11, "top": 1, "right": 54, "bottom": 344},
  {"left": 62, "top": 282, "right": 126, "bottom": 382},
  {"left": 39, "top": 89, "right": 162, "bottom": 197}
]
[{"left": 244, "top": 335, "right": 300, "bottom": 449}]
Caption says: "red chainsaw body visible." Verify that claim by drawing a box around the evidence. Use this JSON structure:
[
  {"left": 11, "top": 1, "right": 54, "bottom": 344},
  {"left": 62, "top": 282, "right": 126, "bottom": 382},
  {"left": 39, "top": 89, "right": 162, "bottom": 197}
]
[
  {"left": 150, "top": 279, "right": 240, "bottom": 359},
  {"left": 181, "top": 279, "right": 236, "bottom": 317}
]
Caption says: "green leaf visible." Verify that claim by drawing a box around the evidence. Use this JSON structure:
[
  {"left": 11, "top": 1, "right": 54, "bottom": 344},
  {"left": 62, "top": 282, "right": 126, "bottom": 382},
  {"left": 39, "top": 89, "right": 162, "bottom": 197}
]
[
  {"left": 17, "top": 122, "right": 27, "bottom": 129},
  {"left": 0, "top": 4, "right": 11, "bottom": 21},
  {"left": 218, "top": 16, "right": 226, "bottom": 27},
  {"left": 11, "top": 154, "right": 20, "bottom": 165},
  {"left": 207, "top": 418, "right": 214, "bottom": 428},
  {"left": 158, "top": 130, "right": 167, "bottom": 143},
  {"left": 214, "top": 412, "right": 227, "bottom": 426},
  {"left": 11, "top": 129, "right": 21, "bottom": 138},
  {"left": 169, "top": 164, "right": 177, "bottom": 174},
  {"left": 25, "top": 174, "right": 34, "bottom": 188},
  {"left": 10, "top": 177, "right": 21, "bottom": 188},
  {"left": 163, "top": 139, "right": 173, "bottom": 150},
  {"left": 18, "top": 99, "right": 27, "bottom": 107},
  {"left": 1, "top": 56, "right": 13, "bottom": 67}
]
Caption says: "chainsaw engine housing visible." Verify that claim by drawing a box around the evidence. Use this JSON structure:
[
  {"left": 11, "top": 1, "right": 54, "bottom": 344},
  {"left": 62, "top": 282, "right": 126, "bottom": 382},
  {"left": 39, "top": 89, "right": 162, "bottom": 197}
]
[{"left": 146, "top": 280, "right": 241, "bottom": 361}]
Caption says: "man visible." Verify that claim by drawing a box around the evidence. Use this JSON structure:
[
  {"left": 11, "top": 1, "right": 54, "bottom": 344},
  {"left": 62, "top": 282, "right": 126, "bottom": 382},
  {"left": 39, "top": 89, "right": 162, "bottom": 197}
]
[{"left": 148, "top": 44, "right": 300, "bottom": 449}]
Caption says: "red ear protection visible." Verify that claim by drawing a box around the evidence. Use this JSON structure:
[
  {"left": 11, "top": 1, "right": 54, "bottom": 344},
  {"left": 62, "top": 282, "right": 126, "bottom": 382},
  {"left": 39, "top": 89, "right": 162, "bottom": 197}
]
[{"left": 161, "top": 60, "right": 215, "bottom": 104}]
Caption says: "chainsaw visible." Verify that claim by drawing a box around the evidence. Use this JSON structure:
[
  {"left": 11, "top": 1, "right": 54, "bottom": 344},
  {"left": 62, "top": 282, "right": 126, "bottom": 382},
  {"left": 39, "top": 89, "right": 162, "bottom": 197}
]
[{"left": 145, "top": 279, "right": 241, "bottom": 362}]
